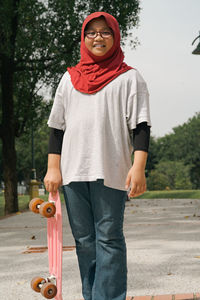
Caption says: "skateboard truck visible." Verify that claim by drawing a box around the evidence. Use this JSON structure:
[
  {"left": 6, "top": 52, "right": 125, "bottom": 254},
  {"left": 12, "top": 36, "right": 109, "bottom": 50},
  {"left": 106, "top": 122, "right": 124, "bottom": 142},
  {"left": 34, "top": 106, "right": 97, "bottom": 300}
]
[
  {"left": 29, "top": 197, "right": 56, "bottom": 218},
  {"left": 31, "top": 276, "right": 57, "bottom": 299}
]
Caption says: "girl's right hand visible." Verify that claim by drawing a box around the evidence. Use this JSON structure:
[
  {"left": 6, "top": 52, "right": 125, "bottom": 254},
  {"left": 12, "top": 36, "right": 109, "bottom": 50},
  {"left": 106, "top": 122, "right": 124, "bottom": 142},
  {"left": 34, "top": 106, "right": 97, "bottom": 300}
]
[{"left": 44, "top": 168, "right": 62, "bottom": 196}]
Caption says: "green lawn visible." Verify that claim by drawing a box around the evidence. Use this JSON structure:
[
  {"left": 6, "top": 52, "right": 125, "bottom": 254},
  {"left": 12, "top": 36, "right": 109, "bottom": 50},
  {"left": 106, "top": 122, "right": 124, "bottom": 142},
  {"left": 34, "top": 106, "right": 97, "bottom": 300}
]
[
  {"left": 136, "top": 189, "right": 200, "bottom": 199},
  {"left": 0, "top": 190, "right": 200, "bottom": 217},
  {"left": 0, "top": 193, "right": 65, "bottom": 217}
]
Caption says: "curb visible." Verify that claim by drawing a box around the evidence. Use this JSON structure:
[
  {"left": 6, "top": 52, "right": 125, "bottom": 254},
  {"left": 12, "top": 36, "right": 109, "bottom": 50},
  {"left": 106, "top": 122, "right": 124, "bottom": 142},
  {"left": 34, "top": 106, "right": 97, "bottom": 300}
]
[
  {"left": 79, "top": 294, "right": 200, "bottom": 300},
  {"left": 127, "top": 294, "right": 200, "bottom": 300}
]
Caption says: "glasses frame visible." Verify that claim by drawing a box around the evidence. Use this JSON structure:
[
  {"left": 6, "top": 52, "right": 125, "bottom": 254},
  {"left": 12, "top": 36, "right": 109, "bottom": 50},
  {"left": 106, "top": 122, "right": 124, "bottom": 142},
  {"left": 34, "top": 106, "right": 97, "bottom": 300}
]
[{"left": 84, "top": 30, "right": 113, "bottom": 39}]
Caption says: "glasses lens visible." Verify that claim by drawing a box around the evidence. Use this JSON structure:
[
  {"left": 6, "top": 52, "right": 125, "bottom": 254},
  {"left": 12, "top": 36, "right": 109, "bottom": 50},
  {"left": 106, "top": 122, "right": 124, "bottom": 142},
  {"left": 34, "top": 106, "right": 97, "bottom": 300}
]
[
  {"left": 101, "top": 32, "right": 112, "bottom": 38},
  {"left": 86, "top": 31, "right": 96, "bottom": 38}
]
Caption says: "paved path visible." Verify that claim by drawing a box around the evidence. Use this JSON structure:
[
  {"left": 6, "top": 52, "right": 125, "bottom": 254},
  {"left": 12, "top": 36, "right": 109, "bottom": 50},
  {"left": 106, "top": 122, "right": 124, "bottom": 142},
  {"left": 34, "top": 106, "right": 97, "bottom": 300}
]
[
  {"left": 0, "top": 197, "right": 200, "bottom": 300},
  {"left": 126, "top": 295, "right": 200, "bottom": 299}
]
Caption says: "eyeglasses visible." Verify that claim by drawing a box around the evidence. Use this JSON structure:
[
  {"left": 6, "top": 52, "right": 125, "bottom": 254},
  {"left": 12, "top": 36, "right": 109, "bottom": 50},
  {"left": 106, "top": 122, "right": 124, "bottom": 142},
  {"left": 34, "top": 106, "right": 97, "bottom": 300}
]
[{"left": 84, "top": 31, "right": 113, "bottom": 39}]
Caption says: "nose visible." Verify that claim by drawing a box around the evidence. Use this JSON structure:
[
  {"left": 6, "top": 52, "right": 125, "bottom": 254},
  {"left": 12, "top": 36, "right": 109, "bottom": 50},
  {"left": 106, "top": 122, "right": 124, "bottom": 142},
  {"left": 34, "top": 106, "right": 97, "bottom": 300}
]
[{"left": 94, "top": 33, "right": 103, "bottom": 41}]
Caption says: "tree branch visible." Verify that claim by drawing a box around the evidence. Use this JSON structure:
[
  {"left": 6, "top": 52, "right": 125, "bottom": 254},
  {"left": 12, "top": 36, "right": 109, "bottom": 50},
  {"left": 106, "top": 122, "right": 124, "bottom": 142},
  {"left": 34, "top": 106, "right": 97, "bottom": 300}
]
[
  {"left": 14, "top": 37, "right": 80, "bottom": 71},
  {"left": 14, "top": 58, "right": 62, "bottom": 72}
]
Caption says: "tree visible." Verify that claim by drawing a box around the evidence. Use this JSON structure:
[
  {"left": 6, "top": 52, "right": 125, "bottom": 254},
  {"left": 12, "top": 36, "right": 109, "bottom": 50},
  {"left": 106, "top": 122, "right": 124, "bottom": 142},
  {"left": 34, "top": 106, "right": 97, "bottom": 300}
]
[
  {"left": 154, "top": 112, "right": 200, "bottom": 188},
  {"left": 0, "top": 0, "right": 141, "bottom": 214},
  {"left": 16, "top": 117, "right": 51, "bottom": 186},
  {"left": 147, "top": 161, "right": 192, "bottom": 191},
  {"left": 171, "top": 113, "right": 200, "bottom": 188},
  {"left": 146, "top": 135, "right": 159, "bottom": 177}
]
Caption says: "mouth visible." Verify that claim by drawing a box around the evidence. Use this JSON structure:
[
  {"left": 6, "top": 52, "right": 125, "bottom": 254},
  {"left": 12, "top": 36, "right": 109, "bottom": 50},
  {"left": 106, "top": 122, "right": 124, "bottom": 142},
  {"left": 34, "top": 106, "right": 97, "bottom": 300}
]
[{"left": 93, "top": 44, "right": 106, "bottom": 48}]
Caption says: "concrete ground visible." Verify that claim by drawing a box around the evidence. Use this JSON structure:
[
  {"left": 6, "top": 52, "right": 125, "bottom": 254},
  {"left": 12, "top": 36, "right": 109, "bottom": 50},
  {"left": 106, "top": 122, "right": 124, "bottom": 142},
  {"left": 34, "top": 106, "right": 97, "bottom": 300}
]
[{"left": 0, "top": 197, "right": 200, "bottom": 300}]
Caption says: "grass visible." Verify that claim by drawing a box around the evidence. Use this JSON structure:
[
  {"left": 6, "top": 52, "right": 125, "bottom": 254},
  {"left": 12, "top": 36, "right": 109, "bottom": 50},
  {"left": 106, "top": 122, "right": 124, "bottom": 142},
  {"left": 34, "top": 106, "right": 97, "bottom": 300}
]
[
  {"left": 0, "top": 190, "right": 200, "bottom": 217},
  {"left": 136, "top": 189, "right": 200, "bottom": 199},
  {"left": 0, "top": 193, "right": 65, "bottom": 217}
]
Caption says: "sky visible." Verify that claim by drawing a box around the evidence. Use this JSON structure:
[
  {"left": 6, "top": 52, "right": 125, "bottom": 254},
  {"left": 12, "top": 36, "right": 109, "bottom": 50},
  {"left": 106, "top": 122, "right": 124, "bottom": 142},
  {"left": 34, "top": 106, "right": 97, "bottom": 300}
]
[{"left": 123, "top": 0, "right": 200, "bottom": 138}]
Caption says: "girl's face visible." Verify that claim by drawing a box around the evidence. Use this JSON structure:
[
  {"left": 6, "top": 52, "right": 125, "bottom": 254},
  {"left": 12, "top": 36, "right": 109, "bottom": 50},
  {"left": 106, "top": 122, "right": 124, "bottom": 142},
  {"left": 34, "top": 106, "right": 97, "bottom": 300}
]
[{"left": 84, "top": 17, "right": 114, "bottom": 56}]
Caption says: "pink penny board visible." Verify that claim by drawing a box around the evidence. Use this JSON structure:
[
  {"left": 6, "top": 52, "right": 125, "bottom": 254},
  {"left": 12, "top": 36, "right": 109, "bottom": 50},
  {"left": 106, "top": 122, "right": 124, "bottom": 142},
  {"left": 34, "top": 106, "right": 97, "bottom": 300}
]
[{"left": 47, "top": 192, "right": 63, "bottom": 300}]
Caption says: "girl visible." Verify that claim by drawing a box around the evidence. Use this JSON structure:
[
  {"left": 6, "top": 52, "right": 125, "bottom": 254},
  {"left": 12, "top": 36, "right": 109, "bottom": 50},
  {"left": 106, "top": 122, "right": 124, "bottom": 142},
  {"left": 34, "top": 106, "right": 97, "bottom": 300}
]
[{"left": 44, "top": 11, "right": 151, "bottom": 300}]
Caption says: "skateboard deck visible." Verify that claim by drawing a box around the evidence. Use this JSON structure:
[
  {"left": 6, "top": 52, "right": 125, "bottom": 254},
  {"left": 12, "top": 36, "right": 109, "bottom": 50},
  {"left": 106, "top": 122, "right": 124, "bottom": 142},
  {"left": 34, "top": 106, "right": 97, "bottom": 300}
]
[
  {"left": 48, "top": 192, "right": 63, "bottom": 300},
  {"left": 30, "top": 192, "right": 63, "bottom": 299}
]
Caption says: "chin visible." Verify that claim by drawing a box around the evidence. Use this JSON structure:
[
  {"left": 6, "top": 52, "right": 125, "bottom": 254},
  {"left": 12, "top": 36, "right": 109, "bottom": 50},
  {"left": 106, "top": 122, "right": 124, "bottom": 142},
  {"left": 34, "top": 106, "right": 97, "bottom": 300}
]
[
  {"left": 94, "top": 53, "right": 105, "bottom": 56},
  {"left": 92, "top": 50, "right": 106, "bottom": 56}
]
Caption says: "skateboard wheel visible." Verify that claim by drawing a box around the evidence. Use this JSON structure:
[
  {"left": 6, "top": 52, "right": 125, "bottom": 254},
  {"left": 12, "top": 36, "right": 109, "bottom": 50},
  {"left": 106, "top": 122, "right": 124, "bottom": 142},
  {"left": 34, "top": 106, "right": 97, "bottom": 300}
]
[
  {"left": 31, "top": 276, "right": 45, "bottom": 292},
  {"left": 39, "top": 202, "right": 56, "bottom": 218},
  {"left": 29, "top": 198, "right": 44, "bottom": 214},
  {"left": 41, "top": 282, "right": 57, "bottom": 299}
]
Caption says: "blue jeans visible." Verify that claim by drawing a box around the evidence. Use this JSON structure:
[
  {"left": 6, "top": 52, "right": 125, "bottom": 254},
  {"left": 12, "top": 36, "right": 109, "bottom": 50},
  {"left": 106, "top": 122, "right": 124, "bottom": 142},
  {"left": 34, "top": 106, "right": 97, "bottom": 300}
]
[{"left": 63, "top": 179, "right": 127, "bottom": 300}]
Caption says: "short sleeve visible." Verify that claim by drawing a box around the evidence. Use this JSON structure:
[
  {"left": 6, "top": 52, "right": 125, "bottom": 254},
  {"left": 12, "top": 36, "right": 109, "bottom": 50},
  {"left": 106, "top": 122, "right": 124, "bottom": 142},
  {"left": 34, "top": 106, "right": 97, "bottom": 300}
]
[
  {"left": 47, "top": 73, "right": 67, "bottom": 131},
  {"left": 126, "top": 70, "right": 151, "bottom": 130}
]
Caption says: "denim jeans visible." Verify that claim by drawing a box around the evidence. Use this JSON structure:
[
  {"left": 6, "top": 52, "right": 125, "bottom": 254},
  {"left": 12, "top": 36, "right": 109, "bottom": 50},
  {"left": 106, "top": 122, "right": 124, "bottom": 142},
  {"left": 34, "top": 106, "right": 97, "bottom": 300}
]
[{"left": 63, "top": 179, "right": 127, "bottom": 300}]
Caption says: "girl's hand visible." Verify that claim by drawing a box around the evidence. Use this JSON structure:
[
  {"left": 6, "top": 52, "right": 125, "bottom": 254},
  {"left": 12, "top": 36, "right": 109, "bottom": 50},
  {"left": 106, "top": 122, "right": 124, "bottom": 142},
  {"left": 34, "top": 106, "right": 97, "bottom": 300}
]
[
  {"left": 44, "top": 168, "right": 62, "bottom": 196},
  {"left": 125, "top": 165, "right": 146, "bottom": 198},
  {"left": 125, "top": 151, "right": 148, "bottom": 198}
]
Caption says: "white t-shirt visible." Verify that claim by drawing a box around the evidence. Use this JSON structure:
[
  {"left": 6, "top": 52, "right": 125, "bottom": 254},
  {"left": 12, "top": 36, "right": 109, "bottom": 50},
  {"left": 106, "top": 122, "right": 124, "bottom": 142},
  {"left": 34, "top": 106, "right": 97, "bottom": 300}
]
[{"left": 47, "top": 69, "right": 151, "bottom": 191}]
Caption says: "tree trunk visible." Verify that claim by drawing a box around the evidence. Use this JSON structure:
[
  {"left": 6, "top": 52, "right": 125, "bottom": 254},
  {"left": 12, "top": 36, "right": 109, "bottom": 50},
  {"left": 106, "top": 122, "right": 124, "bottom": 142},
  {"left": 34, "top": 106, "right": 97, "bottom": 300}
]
[
  {"left": 1, "top": 55, "right": 18, "bottom": 215},
  {"left": 0, "top": 1, "right": 21, "bottom": 215},
  {"left": 2, "top": 133, "right": 18, "bottom": 215}
]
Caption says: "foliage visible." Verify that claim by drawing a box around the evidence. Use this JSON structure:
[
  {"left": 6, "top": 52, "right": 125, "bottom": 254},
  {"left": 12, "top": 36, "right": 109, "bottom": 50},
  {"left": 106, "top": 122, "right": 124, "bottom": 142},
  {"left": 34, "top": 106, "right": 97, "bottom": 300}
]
[
  {"left": 146, "top": 135, "right": 159, "bottom": 176},
  {"left": 16, "top": 117, "right": 50, "bottom": 186},
  {"left": 148, "top": 112, "right": 200, "bottom": 189},
  {"left": 147, "top": 160, "right": 192, "bottom": 190}
]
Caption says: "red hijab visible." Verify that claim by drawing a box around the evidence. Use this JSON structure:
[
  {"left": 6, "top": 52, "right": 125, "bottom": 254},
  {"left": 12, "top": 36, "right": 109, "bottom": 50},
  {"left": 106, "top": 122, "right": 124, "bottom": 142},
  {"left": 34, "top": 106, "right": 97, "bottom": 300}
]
[{"left": 67, "top": 12, "right": 133, "bottom": 94}]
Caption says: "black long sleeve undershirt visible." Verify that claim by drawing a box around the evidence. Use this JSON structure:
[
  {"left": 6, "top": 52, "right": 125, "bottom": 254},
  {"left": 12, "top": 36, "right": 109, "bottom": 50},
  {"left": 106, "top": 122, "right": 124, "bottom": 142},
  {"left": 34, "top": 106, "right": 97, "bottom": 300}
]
[
  {"left": 131, "top": 122, "right": 150, "bottom": 152},
  {"left": 48, "top": 128, "right": 64, "bottom": 154},
  {"left": 48, "top": 122, "right": 150, "bottom": 154}
]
